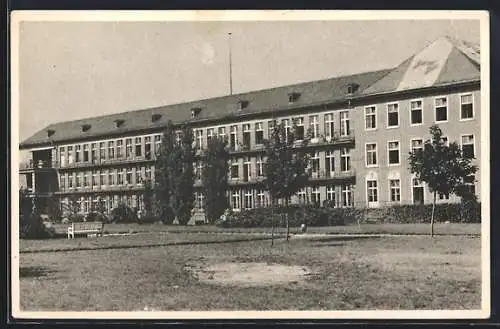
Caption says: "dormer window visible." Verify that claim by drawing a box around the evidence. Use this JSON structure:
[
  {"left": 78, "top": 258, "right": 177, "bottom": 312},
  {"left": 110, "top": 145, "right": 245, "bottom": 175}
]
[
  {"left": 237, "top": 100, "right": 249, "bottom": 110},
  {"left": 346, "top": 83, "right": 360, "bottom": 95},
  {"left": 114, "top": 119, "right": 125, "bottom": 128},
  {"left": 152, "top": 114, "right": 162, "bottom": 122},
  {"left": 191, "top": 107, "right": 202, "bottom": 118},
  {"left": 47, "top": 129, "right": 55, "bottom": 138},
  {"left": 81, "top": 124, "right": 91, "bottom": 132},
  {"left": 288, "top": 92, "right": 301, "bottom": 103}
]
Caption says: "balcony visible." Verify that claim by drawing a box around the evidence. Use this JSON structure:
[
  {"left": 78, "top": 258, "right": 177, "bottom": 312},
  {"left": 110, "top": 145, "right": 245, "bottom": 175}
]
[
  {"left": 55, "top": 184, "right": 145, "bottom": 195},
  {"left": 56, "top": 156, "right": 155, "bottom": 170},
  {"left": 19, "top": 160, "right": 56, "bottom": 173},
  {"left": 308, "top": 170, "right": 356, "bottom": 182}
]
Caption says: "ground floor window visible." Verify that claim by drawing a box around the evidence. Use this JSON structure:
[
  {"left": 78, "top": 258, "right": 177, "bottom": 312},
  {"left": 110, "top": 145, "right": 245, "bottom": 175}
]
[
  {"left": 389, "top": 179, "right": 401, "bottom": 202},
  {"left": 326, "top": 186, "right": 336, "bottom": 206},
  {"left": 231, "top": 191, "right": 241, "bottom": 210},
  {"left": 412, "top": 178, "right": 424, "bottom": 204},
  {"left": 311, "top": 187, "right": 321, "bottom": 205},
  {"left": 297, "top": 188, "right": 307, "bottom": 204},
  {"left": 367, "top": 179, "right": 378, "bottom": 205},
  {"left": 342, "top": 184, "right": 353, "bottom": 207},
  {"left": 244, "top": 190, "right": 253, "bottom": 209}
]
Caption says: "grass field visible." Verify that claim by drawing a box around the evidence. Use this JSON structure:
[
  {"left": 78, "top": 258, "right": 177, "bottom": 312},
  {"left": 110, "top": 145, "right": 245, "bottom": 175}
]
[{"left": 19, "top": 233, "right": 481, "bottom": 311}]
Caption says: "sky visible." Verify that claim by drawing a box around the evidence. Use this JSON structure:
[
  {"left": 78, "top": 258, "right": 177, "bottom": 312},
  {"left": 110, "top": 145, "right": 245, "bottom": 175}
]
[{"left": 17, "top": 17, "right": 480, "bottom": 146}]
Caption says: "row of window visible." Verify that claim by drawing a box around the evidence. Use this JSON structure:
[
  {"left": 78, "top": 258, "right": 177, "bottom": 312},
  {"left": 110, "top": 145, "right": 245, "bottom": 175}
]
[
  {"left": 59, "top": 166, "right": 153, "bottom": 189},
  {"left": 364, "top": 94, "right": 475, "bottom": 130},
  {"left": 364, "top": 134, "right": 475, "bottom": 167},
  {"left": 62, "top": 194, "right": 145, "bottom": 214}
]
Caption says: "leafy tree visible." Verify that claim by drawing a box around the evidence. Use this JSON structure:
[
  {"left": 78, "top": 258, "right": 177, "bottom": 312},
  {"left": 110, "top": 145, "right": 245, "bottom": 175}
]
[
  {"left": 61, "top": 195, "right": 82, "bottom": 222},
  {"left": 143, "top": 179, "right": 155, "bottom": 218},
  {"left": 155, "top": 120, "right": 176, "bottom": 224},
  {"left": 408, "top": 124, "right": 478, "bottom": 236},
  {"left": 202, "top": 136, "right": 230, "bottom": 223},
  {"left": 263, "top": 120, "right": 311, "bottom": 243}
]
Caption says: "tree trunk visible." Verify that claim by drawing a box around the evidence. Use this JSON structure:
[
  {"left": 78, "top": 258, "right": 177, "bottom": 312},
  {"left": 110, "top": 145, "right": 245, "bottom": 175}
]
[
  {"left": 431, "top": 192, "right": 436, "bottom": 237},
  {"left": 285, "top": 197, "right": 290, "bottom": 241}
]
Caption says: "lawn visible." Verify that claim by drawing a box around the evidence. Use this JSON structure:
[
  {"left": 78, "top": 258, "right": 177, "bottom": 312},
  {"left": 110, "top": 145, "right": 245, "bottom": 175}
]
[{"left": 19, "top": 233, "right": 481, "bottom": 311}]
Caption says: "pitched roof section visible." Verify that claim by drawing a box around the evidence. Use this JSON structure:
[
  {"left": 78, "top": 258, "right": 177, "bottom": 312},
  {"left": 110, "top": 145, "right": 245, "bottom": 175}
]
[
  {"left": 20, "top": 69, "right": 390, "bottom": 147},
  {"left": 362, "top": 36, "right": 480, "bottom": 95}
]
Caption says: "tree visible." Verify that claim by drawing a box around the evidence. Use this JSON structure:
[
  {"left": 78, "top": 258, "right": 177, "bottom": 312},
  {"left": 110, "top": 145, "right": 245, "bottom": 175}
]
[
  {"left": 202, "top": 136, "right": 230, "bottom": 223},
  {"left": 408, "top": 124, "right": 478, "bottom": 237},
  {"left": 61, "top": 195, "right": 83, "bottom": 222},
  {"left": 263, "top": 120, "right": 311, "bottom": 244},
  {"left": 143, "top": 179, "right": 155, "bottom": 218},
  {"left": 155, "top": 120, "right": 176, "bottom": 224}
]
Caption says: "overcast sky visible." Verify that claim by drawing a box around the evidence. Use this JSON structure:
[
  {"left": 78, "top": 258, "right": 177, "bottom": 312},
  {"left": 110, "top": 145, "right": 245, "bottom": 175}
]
[{"left": 17, "top": 18, "right": 480, "bottom": 144}]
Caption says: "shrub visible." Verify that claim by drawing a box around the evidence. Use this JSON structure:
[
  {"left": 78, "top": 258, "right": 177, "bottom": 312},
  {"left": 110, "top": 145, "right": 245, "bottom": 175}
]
[
  {"left": 138, "top": 215, "right": 158, "bottom": 225},
  {"left": 86, "top": 211, "right": 107, "bottom": 222},
  {"left": 68, "top": 213, "right": 86, "bottom": 223},
  {"left": 111, "top": 204, "right": 138, "bottom": 223},
  {"left": 20, "top": 215, "right": 55, "bottom": 239}
]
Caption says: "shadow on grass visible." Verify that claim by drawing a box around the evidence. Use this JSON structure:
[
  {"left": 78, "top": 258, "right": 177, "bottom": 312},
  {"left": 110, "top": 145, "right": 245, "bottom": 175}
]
[
  {"left": 308, "top": 236, "right": 381, "bottom": 243},
  {"left": 19, "top": 266, "right": 56, "bottom": 278}
]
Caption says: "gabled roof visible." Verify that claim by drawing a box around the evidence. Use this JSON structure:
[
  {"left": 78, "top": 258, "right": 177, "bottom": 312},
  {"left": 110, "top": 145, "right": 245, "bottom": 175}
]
[
  {"left": 20, "top": 69, "right": 390, "bottom": 148},
  {"left": 362, "top": 36, "right": 480, "bottom": 95}
]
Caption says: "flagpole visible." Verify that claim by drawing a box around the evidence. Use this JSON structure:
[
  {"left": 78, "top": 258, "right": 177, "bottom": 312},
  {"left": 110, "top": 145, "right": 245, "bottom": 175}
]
[{"left": 228, "top": 32, "right": 233, "bottom": 95}]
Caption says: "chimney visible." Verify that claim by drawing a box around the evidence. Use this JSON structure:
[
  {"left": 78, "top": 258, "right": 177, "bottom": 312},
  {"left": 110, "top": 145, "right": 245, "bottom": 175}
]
[
  {"left": 114, "top": 119, "right": 125, "bottom": 128},
  {"left": 152, "top": 114, "right": 162, "bottom": 122}
]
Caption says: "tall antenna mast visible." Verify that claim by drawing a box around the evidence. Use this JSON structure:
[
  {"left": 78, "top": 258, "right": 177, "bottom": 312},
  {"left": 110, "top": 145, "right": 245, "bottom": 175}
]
[{"left": 228, "top": 32, "right": 233, "bottom": 95}]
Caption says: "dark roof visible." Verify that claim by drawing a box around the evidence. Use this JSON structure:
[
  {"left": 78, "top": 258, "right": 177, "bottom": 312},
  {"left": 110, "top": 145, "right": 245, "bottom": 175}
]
[
  {"left": 20, "top": 36, "right": 481, "bottom": 149},
  {"left": 20, "top": 68, "right": 391, "bottom": 148}
]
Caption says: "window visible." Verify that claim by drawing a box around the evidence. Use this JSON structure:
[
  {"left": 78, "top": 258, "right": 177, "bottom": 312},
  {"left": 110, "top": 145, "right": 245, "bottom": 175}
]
[
  {"left": 154, "top": 135, "right": 161, "bottom": 155},
  {"left": 325, "top": 151, "right": 335, "bottom": 177},
  {"left": 243, "top": 157, "right": 252, "bottom": 181},
  {"left": 294, "top": 117, "right": 305, "bottom": 140},
  {"left": 145, "top": 167, "right": 151, "bottom": 181},
  {"left": 108, "top": 141, "right": 115, "bottom": 159},
  {"left": 91, "top": 143, "right": 97, "bottom": 163},
  {"left": 126, "top": 168, "right": 133, "bottom": 185},
  {"left": 342, "top": 184, "right": 353, "bottom": 207},
  {"left": 83, "top": 144, "right": 89, "bottom": 162},
  {"left": 460, "top": 94, "right": 474, "bottom": 120},
  {"left": 367, "top": 179, "right": 378, "bottom": 204},
  {"left": 365, "top": 106, "right": 377, "bottom": 130},
  {"left": 75, "top": 145, "right": 82, "bottom": 162},
  {"left": 324, "top": 113, "right": 335, "bottom": 140},
  {"left": 388, "top": 141, "right": 400, "bottom": 165},
  {"left": 108, "top": 170, "right": 115, "bottom": 186},
  {"left": 218, "top": 127, "right": 226, "bottom": 141},
  {"left": 438, "top": 193, "right": 450, "bottom": 201},
  {"left": 410, "top": 100, "right": 423, "bottom": 125},
  {"left": 311, "top": 152, "right": 320, "bottom": 177},
  {"left": 311, "top": 187, "right": 321, "bottom": 205},
  {"left": 100, "top": 171, "right": 106, "bottom": 186},
  {"left": 340, "top": 148, "right": 351, "bottom": 172},
  {"left": 230, "top": 125, "right": 238, "bottom": 151},
  {"left": 135, "top": 137, "right": 142, "bottom": 157},
  {"left": 257, "top": 190, "right": 267, "bottom": 207},
  {"left": 84, "top": 171, "right": 90, "bottom": 187},
  {"left": 297, "top": 188, "right": 307, "bottom": 204},
  {"left": 68, "top": 146, "right": 74, "bottom": 164},
  {"left": 145, "top": 137, "right": 152, "bottom": 159},
  {"left": 244, "top": 190, "right": 253, "bottom": 209},
  {"left": 196, "top": 192, "right": 205, "bottom": 209},
  {"left": 231, "top": 191, "right": 241, "bottom": 210},
  {"left": 387, "top": 103, "right": 399, "bottom": 128},
  {"left": 412, "top": 178, "right": 424, "bottom": 204},
  {"left": 92, "top": 171, "right": 98, "bottom": 187},
  {"left": 59, "top": 147, "right": 66, "bottom": 167},
  {"left": 268, "top": 120, "right": 275, "bottom": 139},
  {"left": 195, "top": 161, "right": 203, "bottom": 180},
  {"left": 68, "top": 173, "right": 74, "bottom": 188},
  {"left": 135, "top": 167, "right": 142, "bottom": 185},
  {"left": 117, "top": 140, "right": 123, "bottom": 158},
  {"left": 326, "top": 186, "right": 336, "bottom": 205},
  {"left": 255, "top": 122, "right": 264, "bottom": 145},
  {"left": 282, "top": 119, "right": 291, "bottom": 141},
  {"left": 411, "top": 139, "right": 424, "bottom": 154},
  {"left": 366, "top": 143, "right": 378, "bottom": 167},
  {"left": 435, "top": 97, "right": 448, "bottom": 122},
  {"left": 340, "top": 111, "right": 350, "bottom": 136},
  {"left": 242, "top": 124, "right": 251, "bottom": 149},
  {"left": 441, "top": 136, "right": 449, "bottom": 146},
  {"left": 461, "top": 134, "right": 475, "bottom": 158},
  {"left": 126, "top": 138, "right": 133, "bottom": 158},
  {"left": 195, "top": 130, "right": 204, "bottom": 150},
  {"left": 309, "top": 115, "right": 319, "bottom": 139},
  {"left": 99, "top": 142, "right": 106, "bottom": 160},
  {"left": 390, "top": 179, "right": 401, "bottom": 202},
  {"left": 230, "top": 160, "right": 239, "bottom": 179},
  {"left": 207, "top": 128, "right": 215, "bottom": 145},
  {"left": 60, "top": 175, "right": 66, "bottom": 189},
  {"left": 117, "top": 170, "right": 124, "bottom": 185},
  {"left": 256, "top": 156, "right": 264, "bottom": 177},
  {"left": 76, "top": 173, "right": 82, "bottom": 188}
]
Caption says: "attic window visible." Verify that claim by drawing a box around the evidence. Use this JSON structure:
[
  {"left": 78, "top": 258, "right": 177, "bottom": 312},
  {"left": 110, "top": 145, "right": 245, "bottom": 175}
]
[
  {"left": 81, "top": 124, "right": 91, "bottom": 132},
  {"left": 237, "top": 100, "right": 249, "bottom": 110},
  {"left": 114, "top": 119, "right": 125, "bottom": 128},
  {"left": 191, "top": 107, "right": 202, "bottom": 118},
  {"left": 47, "top": 129, "right": 55, "bottom": 138},
  {"left": 152, "top": 114, "right": 162, "bottom": 122},
  {"left": 346, "top": 83, "right": 360, "bottom": 95},
  {"left": 288, "top": 92, "right": 301, "bottom": 103}
]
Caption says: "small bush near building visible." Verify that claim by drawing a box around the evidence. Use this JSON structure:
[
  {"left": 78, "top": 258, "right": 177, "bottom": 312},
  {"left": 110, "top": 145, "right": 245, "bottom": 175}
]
[
  {"left": 85, "top": 211, "right": 107, "bottom": 222},
  {"left": 20, "top": 215, "right": 55, "bottom": 239},
  {"left": 110, "top": 204, "right": 138, "bottom": 223}
]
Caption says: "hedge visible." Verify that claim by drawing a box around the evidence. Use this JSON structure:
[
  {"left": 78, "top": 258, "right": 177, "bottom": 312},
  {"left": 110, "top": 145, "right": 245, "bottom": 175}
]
[{"left": 218, "top": 201, "right": 481, "bottom": 228}]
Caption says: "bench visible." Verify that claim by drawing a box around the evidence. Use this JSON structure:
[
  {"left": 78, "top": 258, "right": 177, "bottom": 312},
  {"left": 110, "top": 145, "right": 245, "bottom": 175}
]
[{"left": 67, "top": 222, "right": 104, "bottom": 239}]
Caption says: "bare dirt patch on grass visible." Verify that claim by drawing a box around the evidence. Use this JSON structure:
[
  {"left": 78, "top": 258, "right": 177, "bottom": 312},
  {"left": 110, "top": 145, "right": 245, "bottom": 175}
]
[{"left": 185, "top": 261, "right": 313, "bottom": 287}]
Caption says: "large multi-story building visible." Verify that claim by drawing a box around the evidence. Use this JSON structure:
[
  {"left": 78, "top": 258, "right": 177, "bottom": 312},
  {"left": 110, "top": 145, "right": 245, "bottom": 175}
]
[{"left": 19, "top": 36, "right": 481, "bottom": 215}]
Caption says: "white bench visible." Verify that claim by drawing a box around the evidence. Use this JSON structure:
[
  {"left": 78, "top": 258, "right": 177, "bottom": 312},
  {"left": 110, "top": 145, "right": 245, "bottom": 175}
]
[{"left": 67, "top": 222, "right": 104, "bottom": 239}]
